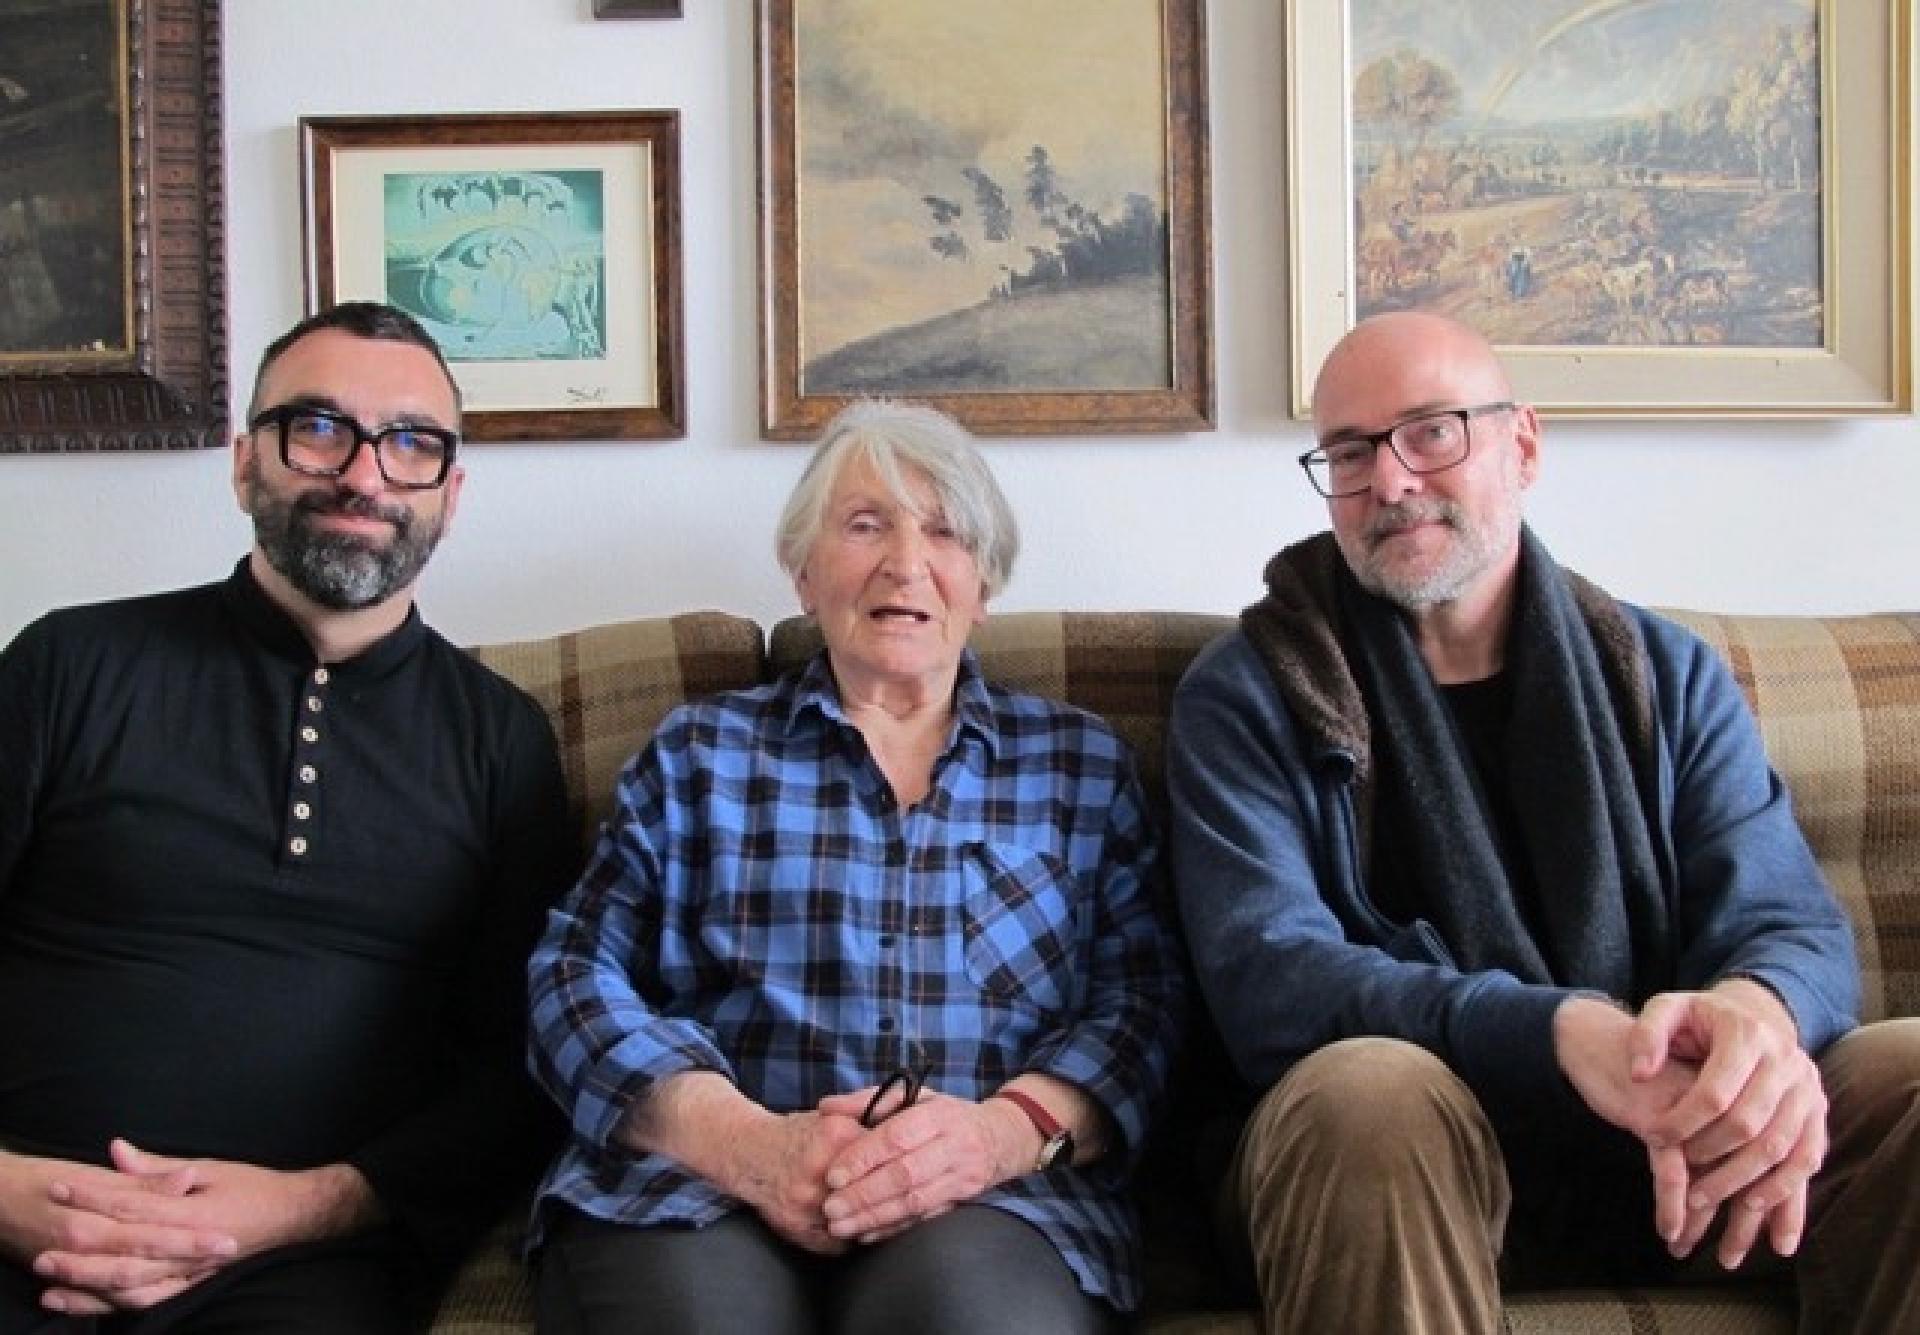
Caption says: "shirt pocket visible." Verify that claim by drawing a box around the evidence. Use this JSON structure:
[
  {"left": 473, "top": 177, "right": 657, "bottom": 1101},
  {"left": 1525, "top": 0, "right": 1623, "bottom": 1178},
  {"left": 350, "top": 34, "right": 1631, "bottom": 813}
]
[{"left": 961, "top": 842, "right": 1084, "bottom": 1016}]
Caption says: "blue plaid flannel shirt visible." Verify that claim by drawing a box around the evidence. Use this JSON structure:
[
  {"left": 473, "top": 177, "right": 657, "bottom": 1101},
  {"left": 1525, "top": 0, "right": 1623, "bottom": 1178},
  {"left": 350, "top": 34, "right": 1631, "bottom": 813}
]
[{"left": 528, "top": 650, "right": 1186, "bottom": 1309}]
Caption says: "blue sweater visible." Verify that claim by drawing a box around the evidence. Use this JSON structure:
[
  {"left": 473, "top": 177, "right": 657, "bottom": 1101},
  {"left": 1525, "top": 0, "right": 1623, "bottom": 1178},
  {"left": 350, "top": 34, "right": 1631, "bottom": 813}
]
[{"left": 1168, "top": 606, "right": 1858, "bottom": 1125}]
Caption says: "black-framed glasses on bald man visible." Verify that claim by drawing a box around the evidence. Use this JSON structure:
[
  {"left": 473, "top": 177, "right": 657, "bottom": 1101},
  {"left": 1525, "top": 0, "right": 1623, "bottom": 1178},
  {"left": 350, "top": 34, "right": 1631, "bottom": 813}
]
[
  {"left": 1298, "top": 401, "right": 1513, "bottom": 499},
  {"left": 248, "top": 404, "right": 459, "bottom": 490}
]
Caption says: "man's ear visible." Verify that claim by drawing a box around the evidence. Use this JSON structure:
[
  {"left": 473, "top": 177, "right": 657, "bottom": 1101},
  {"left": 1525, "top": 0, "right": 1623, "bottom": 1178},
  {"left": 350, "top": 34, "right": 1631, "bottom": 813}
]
[
  {"left": 1512, "top": 404, "right": 1543, "bottom": 487},
  {"left": 231, "top": 429, "right": 258, "bottom": 511},
  {"left": 438, "top": 464, "right": 467, "bottom": 533}
]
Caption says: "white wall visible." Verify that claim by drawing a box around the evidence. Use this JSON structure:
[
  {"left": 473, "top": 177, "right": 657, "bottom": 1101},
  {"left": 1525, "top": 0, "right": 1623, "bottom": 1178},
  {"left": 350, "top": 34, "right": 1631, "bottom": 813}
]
[{"left": 2, "top": 0, "right": 1914, "bottom": 647}]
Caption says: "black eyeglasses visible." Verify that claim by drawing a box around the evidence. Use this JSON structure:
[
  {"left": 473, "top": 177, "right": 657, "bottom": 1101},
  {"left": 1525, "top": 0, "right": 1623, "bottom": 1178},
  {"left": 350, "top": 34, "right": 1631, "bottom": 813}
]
[
  {"left": 248, "top": 404, "right": 459, "bottom": 490},
  {"left": 1298, "top": 401, "right": 1513, "bottom": 499},
  {"left": 860, "top": 1055, "right": 931, "bottom": 1128}
]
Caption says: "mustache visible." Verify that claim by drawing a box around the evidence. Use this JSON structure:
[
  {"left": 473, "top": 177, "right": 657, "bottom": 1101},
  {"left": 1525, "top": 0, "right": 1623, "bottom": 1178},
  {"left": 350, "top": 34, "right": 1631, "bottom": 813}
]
[
  {"left": 1365, "top": 498, "right": 1460, "bottom": 543},
  {"left": 293, "top": 488, "right": 412, "bottom": 532}
]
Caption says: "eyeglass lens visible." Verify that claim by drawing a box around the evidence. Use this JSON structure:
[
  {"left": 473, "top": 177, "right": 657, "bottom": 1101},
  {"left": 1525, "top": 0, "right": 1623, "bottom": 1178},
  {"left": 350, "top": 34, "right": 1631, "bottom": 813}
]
[
  {"left": 277, "top": 409, "right": 452, "bottom": 487},
  {"left": 1307, "top": 411, "right": 1479, "bottom": 497}
]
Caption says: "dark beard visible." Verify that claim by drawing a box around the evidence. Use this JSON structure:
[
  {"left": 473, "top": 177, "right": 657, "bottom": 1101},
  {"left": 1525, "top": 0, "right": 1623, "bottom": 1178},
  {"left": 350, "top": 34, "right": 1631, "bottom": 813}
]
[{"left": 245, "top": 462, "right": 444, "bottom": 611}]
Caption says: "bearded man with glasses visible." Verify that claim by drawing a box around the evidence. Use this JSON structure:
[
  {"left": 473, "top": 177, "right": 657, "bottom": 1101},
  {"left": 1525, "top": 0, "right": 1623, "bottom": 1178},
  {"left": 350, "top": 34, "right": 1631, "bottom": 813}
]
[
  {"left": 0, "top": 302, "right": 575, "bottom": 1333},
  {"left": 1168, "top": 310, "right": 1920, "bottom": 1334}
]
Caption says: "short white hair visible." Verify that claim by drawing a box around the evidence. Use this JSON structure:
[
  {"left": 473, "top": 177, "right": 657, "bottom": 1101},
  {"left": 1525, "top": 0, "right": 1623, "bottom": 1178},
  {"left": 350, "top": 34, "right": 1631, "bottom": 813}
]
[{"left": 775, "top": 400, "right": 1020, "bottom": 597}]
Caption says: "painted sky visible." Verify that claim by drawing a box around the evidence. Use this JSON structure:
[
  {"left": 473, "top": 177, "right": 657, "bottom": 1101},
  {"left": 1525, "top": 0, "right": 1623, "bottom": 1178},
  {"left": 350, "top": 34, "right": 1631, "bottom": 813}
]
[
  {"left": 1352, "top": 0, "right": 1815, "bottom": 124},
  {"left": 795, "top": 0, "right": 1166, "bottom": 359}
]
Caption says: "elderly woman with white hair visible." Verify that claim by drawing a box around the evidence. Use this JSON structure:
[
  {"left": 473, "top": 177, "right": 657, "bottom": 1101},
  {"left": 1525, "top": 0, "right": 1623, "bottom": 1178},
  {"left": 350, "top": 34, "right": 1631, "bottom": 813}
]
[{"left": 525, "top": 401, "right": 1186, "bottom": 1335}]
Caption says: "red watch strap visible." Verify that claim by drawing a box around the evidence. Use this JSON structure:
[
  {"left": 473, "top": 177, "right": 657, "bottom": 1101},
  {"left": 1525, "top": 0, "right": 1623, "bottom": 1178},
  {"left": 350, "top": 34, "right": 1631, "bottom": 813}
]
[{"left": 993, "top": 1087, "right": 1064, "bottom": 1141}]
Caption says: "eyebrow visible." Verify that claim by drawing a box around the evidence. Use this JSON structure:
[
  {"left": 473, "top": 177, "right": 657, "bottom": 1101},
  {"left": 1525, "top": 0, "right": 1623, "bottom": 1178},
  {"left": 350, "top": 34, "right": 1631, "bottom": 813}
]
[
  {"left": 1318, "top": 399, "right": 1461, "bottom": 444},
  {"left": 275, "top": 393, "right": 453, "bottom": 432}
]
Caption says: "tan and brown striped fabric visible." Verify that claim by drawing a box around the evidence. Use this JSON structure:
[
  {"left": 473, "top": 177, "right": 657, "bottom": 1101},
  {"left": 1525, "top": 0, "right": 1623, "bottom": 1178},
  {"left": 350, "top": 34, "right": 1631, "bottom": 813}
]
[
  {"left": 434, "top": 606, "right": 1917, "bottom": 1334},
  {"left": 469, "top": 611, "right": 765, "bottom": 845}
]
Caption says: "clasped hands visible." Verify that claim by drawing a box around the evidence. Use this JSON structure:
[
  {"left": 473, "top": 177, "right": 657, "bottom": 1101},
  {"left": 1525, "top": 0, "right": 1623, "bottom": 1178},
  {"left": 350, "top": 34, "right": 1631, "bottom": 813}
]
[
  {"left": 1555, "top": 981, "right": 1829, "bottom": 1271},
  {"left": 0, "top": 1139, "right": 373, "bottom": 1316},
  {"left": 733, "top": 1086, "right": 1035, "bottom": 1255}
]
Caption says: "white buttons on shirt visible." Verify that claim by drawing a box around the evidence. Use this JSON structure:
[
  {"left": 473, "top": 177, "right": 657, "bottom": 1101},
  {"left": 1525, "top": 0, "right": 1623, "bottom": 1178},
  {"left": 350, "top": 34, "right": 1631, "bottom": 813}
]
[{"left": 289, "top": 837, "right": 309, "bottom": 856}]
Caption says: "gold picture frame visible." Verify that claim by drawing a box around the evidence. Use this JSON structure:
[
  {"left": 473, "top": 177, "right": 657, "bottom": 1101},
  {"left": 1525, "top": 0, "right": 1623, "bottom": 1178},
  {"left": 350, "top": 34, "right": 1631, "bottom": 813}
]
[
  {"left": 0, "top": 0, "right": 226, "bottom": 453},
  {"left": 757, "top": 0, "right": 1215, "bottom": 438},
  {"left": 301, "top": 111, "right": 685, "bottom": 441},
  {"left": 1286, "top": 0, "right": 1913, "bottom": 417}
]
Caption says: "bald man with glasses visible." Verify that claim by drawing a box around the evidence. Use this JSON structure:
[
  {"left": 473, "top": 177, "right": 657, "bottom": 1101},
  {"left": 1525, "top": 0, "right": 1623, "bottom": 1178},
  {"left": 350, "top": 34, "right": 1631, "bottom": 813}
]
[{"left": 1169, "top": 310, "right": 1920, "bottom": 1335}]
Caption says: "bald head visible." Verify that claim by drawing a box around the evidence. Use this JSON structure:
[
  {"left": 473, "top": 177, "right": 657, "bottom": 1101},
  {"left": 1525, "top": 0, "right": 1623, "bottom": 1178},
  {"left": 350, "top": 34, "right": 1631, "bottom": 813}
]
[
  {"left": 1306, "top": 311, "right": 1540, "bottom": 624},
  {"left": 1312, "top": 312, "right": 1514, "bottom": 438}
]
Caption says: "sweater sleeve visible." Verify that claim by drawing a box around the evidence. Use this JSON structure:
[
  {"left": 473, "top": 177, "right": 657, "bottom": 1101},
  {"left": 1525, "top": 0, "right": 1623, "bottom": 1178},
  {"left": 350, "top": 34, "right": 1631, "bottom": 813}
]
[
  {"left": 345, "top": 692, "right": 578, "bottom": 1271},
  {"left": 1168, "top": 631, "right": 1579, "bottom": 1121}
]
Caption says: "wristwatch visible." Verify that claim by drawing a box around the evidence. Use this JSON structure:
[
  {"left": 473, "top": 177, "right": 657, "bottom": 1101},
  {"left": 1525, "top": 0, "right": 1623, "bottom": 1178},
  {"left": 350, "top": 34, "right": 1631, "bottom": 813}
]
[{"left": 993, "top": 1088, "right": 1075, "bottom": 1171}]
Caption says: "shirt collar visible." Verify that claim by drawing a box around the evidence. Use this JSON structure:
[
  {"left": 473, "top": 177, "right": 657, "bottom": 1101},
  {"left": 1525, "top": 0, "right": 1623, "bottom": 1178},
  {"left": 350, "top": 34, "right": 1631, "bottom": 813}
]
[
  {"left": 786, "top": 647, "right": 1002, "bottom": 761},
  {"left": 220, "top": 557, "right": 427, "bottom": 677}
]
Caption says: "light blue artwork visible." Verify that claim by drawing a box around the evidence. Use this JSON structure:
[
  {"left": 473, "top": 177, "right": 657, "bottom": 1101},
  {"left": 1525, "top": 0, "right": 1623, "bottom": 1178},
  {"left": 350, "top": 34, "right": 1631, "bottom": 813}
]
[{"left": 382, "top": 169, "right": 607, "bottom": 363}]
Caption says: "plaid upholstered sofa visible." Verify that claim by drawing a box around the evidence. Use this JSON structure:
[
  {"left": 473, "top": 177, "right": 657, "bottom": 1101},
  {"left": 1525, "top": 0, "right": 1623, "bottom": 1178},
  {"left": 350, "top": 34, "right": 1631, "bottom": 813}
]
[{"left": 449, "top": 606, "right": 1920, "bottom": 1334}]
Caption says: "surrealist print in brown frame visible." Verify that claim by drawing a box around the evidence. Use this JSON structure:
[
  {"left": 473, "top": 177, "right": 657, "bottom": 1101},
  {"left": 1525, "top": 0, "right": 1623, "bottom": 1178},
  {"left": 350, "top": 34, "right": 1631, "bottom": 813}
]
[
  {"left": 302, "top": 111, "right": 685, "bottom": 442},
  {"left": 757, "top": 0, "right": 1215, "bottom": 438},
  {"left": 0, "top": 0, "right": 228, "bottom": 453}
]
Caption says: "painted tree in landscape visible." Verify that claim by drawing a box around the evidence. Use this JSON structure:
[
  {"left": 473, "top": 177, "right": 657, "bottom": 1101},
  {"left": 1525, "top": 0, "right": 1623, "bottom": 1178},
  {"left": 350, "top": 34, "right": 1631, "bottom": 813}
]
[
  {"left": 918, "top": 143, "right": 1165, "bottom": 299},
  {"left": 1354, "top": 50, "right": 1461, "bottom": 162}
]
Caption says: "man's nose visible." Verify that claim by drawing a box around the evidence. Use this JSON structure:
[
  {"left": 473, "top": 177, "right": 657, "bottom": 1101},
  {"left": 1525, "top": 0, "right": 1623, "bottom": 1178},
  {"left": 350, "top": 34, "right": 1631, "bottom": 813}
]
[
  {"left": 1367, "top": 441, "right": 1422, "bottom": 503},
  {"left": 336, "top": 437, "right": 389, "bottom": 493}
]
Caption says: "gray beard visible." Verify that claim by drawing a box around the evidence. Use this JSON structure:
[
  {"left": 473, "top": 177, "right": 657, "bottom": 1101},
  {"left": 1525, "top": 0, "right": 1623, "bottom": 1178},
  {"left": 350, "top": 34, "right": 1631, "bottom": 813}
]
[
  {"left": 246, "top": 465, "right": 443, "bottom": 611},
  {"left": 1347, "top": 498, "right": 1510, "bottom": 611}
]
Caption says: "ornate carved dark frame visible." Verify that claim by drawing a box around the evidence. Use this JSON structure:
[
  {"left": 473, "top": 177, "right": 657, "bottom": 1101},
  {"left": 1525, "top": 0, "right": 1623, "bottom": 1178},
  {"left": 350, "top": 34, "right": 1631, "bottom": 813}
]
[{"left": 0, "top": 0, "right": 228, "bottom": 453}]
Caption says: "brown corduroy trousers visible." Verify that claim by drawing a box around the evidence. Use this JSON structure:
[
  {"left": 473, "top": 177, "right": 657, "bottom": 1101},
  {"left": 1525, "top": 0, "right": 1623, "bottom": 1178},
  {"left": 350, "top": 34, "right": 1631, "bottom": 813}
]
[{"left": 1219, "top": 1020, "right": 1920, "bottom": 1335}]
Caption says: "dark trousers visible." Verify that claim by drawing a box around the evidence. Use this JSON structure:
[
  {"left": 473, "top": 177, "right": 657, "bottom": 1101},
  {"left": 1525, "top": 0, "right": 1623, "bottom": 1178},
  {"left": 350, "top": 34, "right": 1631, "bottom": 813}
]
[
  {"left": 0, "top": 1234, "right": 419, "bottom": 1335},
  {"left": 537, "top": 1205, "right": 1117, "bottom": 1335}
]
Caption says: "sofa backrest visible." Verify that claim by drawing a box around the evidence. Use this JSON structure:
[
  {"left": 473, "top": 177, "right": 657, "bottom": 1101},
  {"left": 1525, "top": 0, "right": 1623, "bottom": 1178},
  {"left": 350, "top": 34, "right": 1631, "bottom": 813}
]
[
  {"left": 469, "top": 611, "right": 765, "bottom": 844},
  {"left": 477, "top": 606, "right": 1919, "bottom": 1024}
]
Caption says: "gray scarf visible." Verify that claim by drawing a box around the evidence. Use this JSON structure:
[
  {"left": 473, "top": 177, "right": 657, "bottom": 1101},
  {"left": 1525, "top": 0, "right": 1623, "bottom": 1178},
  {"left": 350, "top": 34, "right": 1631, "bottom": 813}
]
[{"left": 1241, "top": 528, "right": 1672, "bottom": 1002}]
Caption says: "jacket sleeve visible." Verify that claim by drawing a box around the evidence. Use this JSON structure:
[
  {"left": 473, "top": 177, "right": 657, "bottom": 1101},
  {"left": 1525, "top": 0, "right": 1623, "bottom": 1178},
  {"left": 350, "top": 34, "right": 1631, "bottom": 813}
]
[
  {"left": 345, "top": 693, "right": 579, "bottom": 1272},
  {"left": 1167, "top": 631, "right": 1577, "bottom": 1120},
  {"left": 1644, "top": 612, "right": 1860, "bottom": 1051}
]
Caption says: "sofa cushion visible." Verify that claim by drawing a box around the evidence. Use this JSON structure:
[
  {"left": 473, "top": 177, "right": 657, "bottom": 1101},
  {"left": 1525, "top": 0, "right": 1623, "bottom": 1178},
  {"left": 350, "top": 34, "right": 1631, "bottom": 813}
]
[{"left": 470, "top": 611, "right": 766, "bottom": 845}]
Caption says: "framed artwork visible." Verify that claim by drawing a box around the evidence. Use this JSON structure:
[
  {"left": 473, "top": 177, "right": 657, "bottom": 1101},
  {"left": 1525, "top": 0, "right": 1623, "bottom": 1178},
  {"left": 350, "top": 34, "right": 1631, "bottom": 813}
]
[
  {"left": 1286, "top": 0, "right": 1913, "bottom": 417},
  {"left": 594, "top": 0, "right": 682, "bottom": 15},
  {"left": 0, "top": 0, "right": 227, "bottom": 453},
  {"left": 756, "top": 0, "right": 1215, "bottom": 438},
  {"left": 301, "top": 111, "right": 685, "bottom": 441}
]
